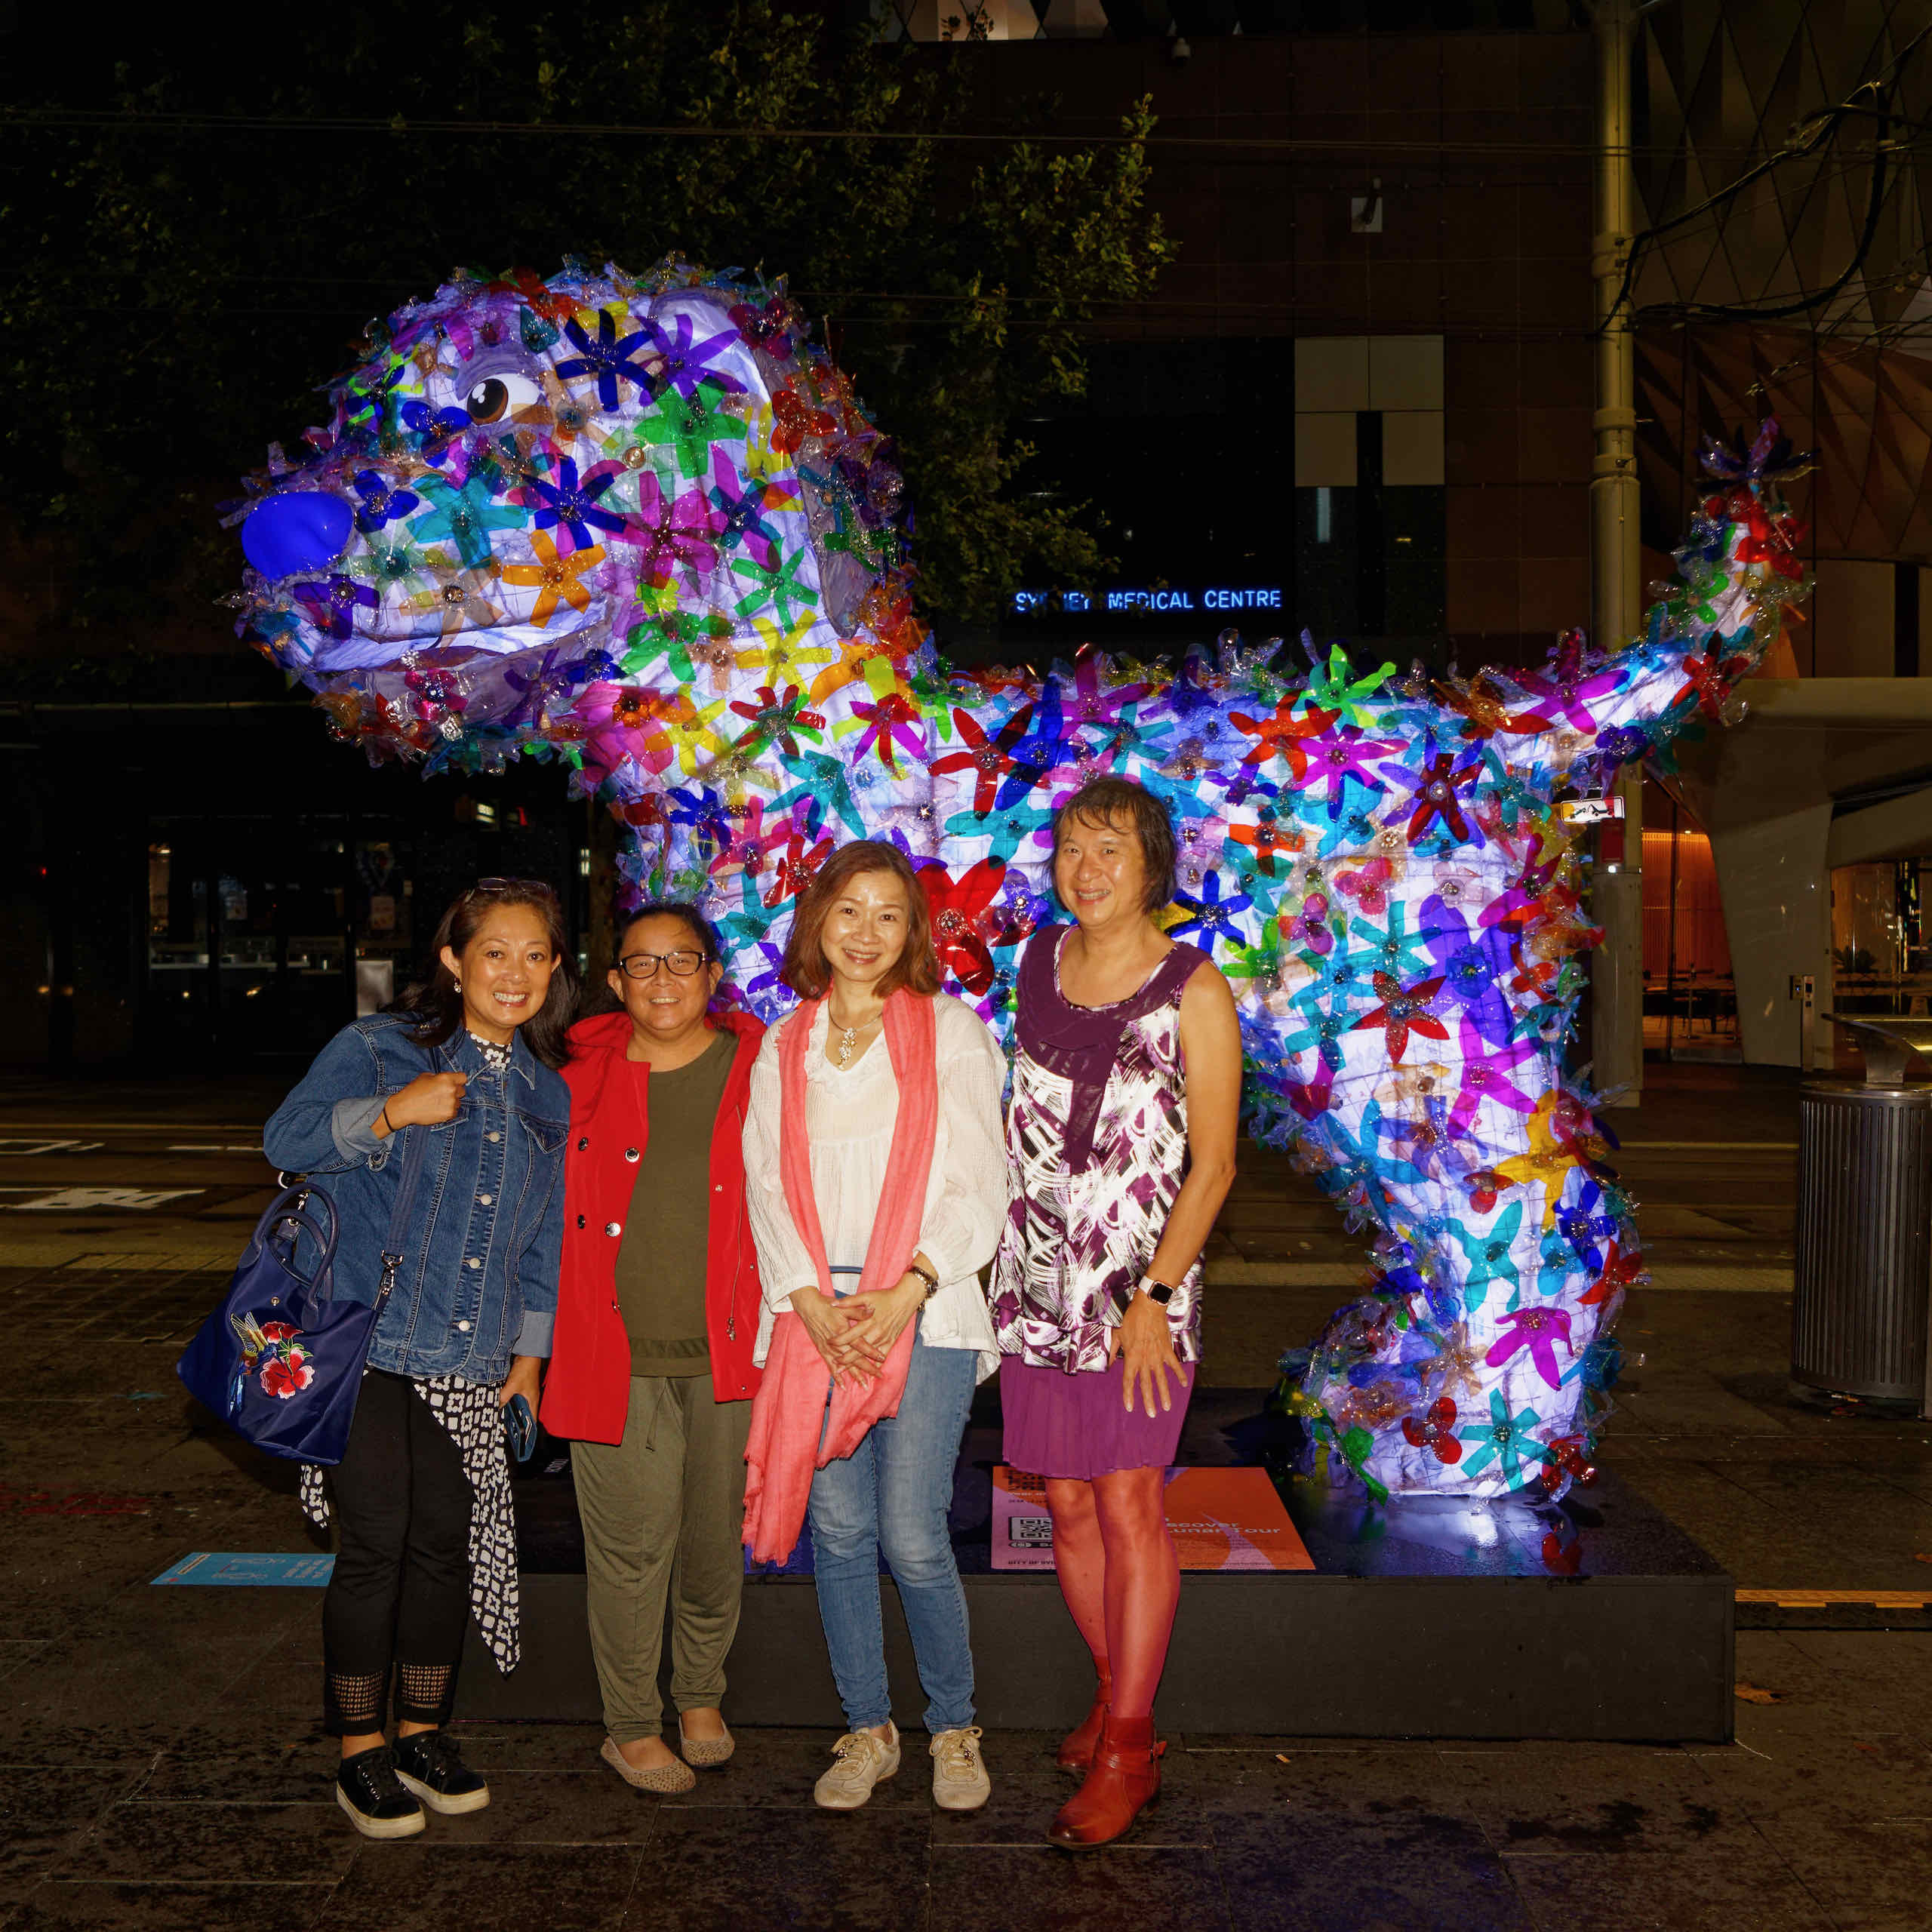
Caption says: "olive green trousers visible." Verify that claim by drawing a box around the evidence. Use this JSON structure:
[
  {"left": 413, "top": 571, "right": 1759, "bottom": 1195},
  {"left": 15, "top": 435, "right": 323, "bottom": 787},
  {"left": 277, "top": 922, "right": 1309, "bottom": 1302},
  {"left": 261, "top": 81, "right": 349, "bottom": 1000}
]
[{"left": 571, "top": 1372, "right": 752, "bottom": 1740}]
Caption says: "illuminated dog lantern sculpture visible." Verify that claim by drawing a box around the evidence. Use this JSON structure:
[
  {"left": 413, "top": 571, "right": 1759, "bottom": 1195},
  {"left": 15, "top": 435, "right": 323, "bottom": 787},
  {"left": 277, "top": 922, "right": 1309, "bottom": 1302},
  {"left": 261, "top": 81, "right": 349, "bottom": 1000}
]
[{"left": 232, "top": 259, "right": 1808, "bottom": 1503}]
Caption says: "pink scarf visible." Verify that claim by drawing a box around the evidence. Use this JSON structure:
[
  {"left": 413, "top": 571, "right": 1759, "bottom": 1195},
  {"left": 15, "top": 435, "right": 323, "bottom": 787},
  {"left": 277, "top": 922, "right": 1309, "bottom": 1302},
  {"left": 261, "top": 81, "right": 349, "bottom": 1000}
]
[{"left": 741, "top": 989, "right": 939, "bottom": 1565}]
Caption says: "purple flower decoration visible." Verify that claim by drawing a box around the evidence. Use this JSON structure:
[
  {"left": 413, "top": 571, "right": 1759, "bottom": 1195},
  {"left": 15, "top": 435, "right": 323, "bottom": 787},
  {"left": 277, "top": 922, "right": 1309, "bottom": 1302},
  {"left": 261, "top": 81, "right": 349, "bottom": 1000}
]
[
  {"left": 1420, "top": 894, "right": 1515, "bottom": 1043},
  {"left": 1595, "top": 723, "right": 1648, "bottom": 765},
  {"left": 1298, "top": 724, "right": 1398, "bottom": 815},
  {"left": 523, "top": 454, "right": 629, "bottom": 549},
  {"left": 1485, "top": 1306, "right": 1574, "bottom": 1391},
  {"left": 644, "top": 312, "right": 745, "bottom": 402},
  {"left": 555, "top": 309, "right": 657, "bottom": 411},
  {"left": 709, "top": 448, "right": 783, "bottom": 570},
  {"left": 632, "top": 472, "right": 724, "bottom": 586},
  {"left": 351, "top": 470, "right": 420, "bottom": 533},
  {"left": 1447, "top": 1018, "right": 1542, "bottom": 1133},
  {"left": 292, "top": 574, "right": 377, "bottom": 641}
]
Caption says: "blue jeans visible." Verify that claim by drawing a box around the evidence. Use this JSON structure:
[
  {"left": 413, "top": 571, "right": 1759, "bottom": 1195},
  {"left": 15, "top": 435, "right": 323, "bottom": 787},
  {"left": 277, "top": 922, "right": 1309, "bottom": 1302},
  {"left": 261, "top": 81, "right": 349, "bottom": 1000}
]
[{"left": 808, "top": 1328, "right": 978, "bottom": 1734}]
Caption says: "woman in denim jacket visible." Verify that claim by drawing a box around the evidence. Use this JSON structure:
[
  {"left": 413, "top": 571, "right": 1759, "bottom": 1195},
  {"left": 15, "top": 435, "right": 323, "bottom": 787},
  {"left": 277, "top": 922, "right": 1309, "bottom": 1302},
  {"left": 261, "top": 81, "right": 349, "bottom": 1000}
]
[{"left": 263, "top": 879, "right": 574, "bottom": 1841}]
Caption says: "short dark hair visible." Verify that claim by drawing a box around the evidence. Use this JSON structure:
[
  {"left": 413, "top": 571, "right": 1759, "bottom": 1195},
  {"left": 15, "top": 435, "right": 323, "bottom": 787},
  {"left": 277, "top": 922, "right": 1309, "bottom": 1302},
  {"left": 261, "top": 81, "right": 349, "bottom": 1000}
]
[
  {"left": 1051, "top": 777, "right": 1177, "bottom": 916},
  {"left": 780, "top": 840, "right": 942, "bottom": 1001},
  {"left": 390, "top": 878, "right": 579, "bottom": 1069},
  {"left": 617, "top": 900, "right": 721, "bottom": 965}
]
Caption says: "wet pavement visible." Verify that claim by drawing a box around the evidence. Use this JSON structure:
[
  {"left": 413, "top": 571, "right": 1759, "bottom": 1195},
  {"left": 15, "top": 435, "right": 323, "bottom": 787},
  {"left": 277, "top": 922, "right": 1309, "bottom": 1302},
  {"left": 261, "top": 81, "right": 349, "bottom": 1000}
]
[{"left": 3, "top": 1063, "right": 1930, "bottom": 1928}]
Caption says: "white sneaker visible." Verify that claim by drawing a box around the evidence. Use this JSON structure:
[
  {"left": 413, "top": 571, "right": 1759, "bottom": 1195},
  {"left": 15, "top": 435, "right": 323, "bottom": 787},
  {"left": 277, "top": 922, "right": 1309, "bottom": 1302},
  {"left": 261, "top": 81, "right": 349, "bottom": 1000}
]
[
  {"left": 814, "top": 1723, "right": 901, "bottom": 1810},
  {"left": 930, "top": 1725, "right": 992, "bottom": 1811}
]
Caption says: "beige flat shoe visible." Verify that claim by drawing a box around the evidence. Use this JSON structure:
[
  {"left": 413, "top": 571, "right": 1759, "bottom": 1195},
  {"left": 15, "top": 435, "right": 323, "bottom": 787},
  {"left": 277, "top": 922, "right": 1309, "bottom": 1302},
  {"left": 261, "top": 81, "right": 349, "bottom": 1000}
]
[
  {"left": 601, "top": 1735, "right": 696, "bottom": 1793},
  {"left": 678, "top": 1712, "right": 735, "bottom": 1767}
]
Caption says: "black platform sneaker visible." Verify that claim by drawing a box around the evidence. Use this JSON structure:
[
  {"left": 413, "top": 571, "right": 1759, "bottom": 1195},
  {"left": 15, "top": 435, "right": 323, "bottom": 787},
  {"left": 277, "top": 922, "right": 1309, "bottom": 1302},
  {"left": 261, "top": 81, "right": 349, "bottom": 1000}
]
[
  {"left": 336, "top": 1744, "right": 427, "bottom": 1839},
  {"left": 393, "top": 1728, "right": 491, "bottom": 1814}
]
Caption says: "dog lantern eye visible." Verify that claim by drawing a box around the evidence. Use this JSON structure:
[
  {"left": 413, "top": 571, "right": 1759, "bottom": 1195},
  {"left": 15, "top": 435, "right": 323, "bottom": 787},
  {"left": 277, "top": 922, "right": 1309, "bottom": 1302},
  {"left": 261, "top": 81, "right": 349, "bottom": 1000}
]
[{"left": 463, "top": 371, "right": 540, "bottom": 425}]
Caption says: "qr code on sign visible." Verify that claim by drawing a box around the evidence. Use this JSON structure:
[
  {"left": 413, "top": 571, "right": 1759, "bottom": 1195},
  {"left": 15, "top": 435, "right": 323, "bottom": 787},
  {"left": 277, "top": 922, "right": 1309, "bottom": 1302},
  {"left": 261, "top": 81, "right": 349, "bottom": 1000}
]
[{"left": 1009, "top": 1516, "right": 1054, "bottom": 1548}]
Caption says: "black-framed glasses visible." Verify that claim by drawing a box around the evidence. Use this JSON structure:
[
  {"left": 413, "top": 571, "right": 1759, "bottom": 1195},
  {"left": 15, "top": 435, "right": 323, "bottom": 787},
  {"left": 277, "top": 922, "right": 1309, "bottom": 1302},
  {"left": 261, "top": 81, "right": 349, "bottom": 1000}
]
[{"left": 617, "top": 949, "right": 708, "bottom": 980}]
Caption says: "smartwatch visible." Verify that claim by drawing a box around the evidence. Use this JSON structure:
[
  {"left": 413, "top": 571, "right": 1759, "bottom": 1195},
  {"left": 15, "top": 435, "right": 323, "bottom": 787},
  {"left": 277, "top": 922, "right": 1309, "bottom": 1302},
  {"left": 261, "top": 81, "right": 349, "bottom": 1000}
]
[{"left": 1138, "top": 1275, "right": 1177, "bottom": 1307}]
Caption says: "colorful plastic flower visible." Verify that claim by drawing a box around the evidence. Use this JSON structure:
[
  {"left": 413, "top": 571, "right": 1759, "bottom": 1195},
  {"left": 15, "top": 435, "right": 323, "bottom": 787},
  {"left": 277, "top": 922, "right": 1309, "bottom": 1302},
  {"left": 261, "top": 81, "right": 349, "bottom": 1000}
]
[
  {"left": 841, "top": 691, "right": 927, "bottom": 772},
  {"left": 764, "top": 829, "right": 835, "bottom": 909},
  {"left": 1350, "top": 971, "right": 1447, "bottom": 1065},
  {"left": 1484, "top": 1305, "right": 1575, "bottom": 1391},
  {"left": 1229, "top": 697, "right": 1340, "bottom": 777},
  {"left": 1578, "top": 1239, "right": 1647, "bottom": 1306},
  {"left": 730, "top": 547, "right": 818, "bottom": 629},
  {"left": 628, "top": 379, "right": 747, "bottom": 483},
  {"left": 555, "top": 306, "right": 659, "bottom": 410},
  {"left": 1457, "top": 1389, "right": 1552, "bottom": 1484},
  {"left": 1226, "top": 800, "right": 1303, "bottom": 878},
  {"left": 1449, "top": 1199, "right": 1524, "bottom": 1313},
  {"left": 500, "top": 534, "right": 605, "bottom": 629},
  {"left": 921, "top": 858, "right": 1008, "bottom": 995},
  {"left": 1389, "top": 749, "right": 1484, "bottom": 845},
  {"left": 1167, "top": 874, "right": 1253, "bottom": 955},
  {"left": 1448, "top": 1020, "right": 1543, "bottom": 1134},
  {"left": 292, "top": 574, "right": 377, "bottom": 642},
  {"left": 1552, "top": 1173, "right": 1620, "bottom": 1272},
  {"left": 929, "top": 703, "right": 1040, "bottom": 817},
  {"left": 728, "top": 684, "right": 825, "bottom": 760},
  {"left": 708, "top": 448, "right": 790, "bottom": 570},
  {"left": 1401, "top": 1395, "right": 1463, "bottom": 1463},
  {"left": 352, "top": 469, "right": 420, "bottom": 533},
  {"left": 409, "top": 471, "right": 525, "bottom": 570}
]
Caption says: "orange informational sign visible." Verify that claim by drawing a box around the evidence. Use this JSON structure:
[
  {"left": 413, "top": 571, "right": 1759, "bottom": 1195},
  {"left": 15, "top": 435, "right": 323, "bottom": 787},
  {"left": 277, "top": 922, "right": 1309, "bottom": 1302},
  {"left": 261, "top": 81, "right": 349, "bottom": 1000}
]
[{"left": 991, "top": 1466, "right": 1315, "bottom": 1574}]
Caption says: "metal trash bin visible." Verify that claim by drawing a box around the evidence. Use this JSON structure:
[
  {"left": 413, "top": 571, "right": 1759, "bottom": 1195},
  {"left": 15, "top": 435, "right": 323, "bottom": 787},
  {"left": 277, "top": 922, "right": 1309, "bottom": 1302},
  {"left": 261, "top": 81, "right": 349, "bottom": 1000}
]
[{"left": 1792, "top": 1017, "right": 1932, "bottom": 1413}]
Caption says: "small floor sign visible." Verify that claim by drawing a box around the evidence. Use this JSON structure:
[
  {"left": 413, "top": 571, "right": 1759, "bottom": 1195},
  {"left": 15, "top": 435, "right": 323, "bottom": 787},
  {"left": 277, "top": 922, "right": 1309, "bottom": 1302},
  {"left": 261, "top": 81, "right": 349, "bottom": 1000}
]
[{"left": 152, "top": 1552, "right": 336, "bottom": 1586}]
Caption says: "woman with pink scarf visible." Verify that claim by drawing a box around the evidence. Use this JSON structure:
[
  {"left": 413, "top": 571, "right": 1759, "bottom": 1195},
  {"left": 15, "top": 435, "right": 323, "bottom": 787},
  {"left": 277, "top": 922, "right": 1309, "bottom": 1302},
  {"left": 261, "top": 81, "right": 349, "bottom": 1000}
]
[{"left": 740, "top": 841, "right": 1008, "bottom": 1814}]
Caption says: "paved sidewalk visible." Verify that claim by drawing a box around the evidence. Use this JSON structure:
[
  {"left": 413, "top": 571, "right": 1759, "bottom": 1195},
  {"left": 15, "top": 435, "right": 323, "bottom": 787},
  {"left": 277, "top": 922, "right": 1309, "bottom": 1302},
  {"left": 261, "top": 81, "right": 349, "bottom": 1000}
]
[{"left": 6, "top": 1063, "right": 1931, "bottom": 1927}]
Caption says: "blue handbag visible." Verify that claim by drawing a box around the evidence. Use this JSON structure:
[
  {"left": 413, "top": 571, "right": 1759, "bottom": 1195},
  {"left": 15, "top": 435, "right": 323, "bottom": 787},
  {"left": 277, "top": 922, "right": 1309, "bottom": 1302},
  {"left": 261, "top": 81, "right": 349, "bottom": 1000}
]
[{"left": 176, "top": 1130, "right": 425, "bottom": 1466}]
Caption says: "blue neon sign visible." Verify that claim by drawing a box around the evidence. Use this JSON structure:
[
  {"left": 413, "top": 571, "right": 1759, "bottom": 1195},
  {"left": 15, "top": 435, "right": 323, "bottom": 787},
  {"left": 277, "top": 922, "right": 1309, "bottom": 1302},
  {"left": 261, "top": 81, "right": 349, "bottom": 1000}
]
[{"left": 1011, "top": 585, "right": 1284, "bottom": 618}]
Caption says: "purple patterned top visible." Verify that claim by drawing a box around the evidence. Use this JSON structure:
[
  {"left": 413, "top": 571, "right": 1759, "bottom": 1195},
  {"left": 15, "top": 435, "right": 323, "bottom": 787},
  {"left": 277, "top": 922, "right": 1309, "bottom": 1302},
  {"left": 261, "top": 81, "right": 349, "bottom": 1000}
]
[{"left": 991, "top": 928, "right": 1207, "bottom": 1374}]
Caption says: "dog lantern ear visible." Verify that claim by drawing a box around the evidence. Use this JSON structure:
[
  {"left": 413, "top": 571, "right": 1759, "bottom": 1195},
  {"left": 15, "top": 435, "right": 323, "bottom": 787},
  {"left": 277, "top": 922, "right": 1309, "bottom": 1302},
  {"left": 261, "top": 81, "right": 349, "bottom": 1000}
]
[{"left": 242, "top": 491, "right": 353, "bottom": 580}]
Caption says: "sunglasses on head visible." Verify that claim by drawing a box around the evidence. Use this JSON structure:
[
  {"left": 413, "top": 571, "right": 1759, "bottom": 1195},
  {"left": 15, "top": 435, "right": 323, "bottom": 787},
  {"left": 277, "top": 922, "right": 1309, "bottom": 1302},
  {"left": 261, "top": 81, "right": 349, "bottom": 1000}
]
[{"left": 469, "top": 876, "right": 558, "bottom": 899}]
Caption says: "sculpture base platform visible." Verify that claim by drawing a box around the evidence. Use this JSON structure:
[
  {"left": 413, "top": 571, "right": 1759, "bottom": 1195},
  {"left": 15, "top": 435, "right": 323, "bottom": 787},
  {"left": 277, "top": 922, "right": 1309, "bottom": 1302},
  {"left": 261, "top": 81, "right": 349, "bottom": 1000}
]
[{"left": 458, "top": 1389, "right": 1733, "bottom": 1743}]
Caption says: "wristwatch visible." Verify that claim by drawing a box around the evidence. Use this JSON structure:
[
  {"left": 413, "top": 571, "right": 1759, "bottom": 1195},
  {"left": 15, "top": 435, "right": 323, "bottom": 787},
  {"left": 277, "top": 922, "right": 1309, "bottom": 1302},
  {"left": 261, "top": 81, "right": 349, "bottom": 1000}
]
[{"left": 1138, "top": 1274, "right": 1177, "bottom": 1306}]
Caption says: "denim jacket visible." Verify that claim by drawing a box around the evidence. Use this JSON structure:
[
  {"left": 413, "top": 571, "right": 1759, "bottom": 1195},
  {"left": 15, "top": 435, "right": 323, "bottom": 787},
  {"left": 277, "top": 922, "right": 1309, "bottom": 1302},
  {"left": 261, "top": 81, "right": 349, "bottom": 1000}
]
[{"left": 262, "top": 1014, "right": 568, "bottom": 1383}]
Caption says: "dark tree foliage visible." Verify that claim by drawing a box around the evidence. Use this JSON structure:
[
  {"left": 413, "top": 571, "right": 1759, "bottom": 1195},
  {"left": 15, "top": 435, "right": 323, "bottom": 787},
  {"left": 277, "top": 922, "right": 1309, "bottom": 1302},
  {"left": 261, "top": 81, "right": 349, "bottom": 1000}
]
[{"left": 0, "top": 3, "right": 1173, "bottom": 639}]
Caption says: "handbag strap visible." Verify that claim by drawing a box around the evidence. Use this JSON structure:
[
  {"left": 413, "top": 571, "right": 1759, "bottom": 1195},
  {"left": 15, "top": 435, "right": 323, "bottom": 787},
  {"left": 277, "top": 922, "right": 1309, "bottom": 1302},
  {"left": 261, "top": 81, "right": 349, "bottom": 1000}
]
[{"left": 377, "top": 1126, "right": 428, "bottom": 1300}]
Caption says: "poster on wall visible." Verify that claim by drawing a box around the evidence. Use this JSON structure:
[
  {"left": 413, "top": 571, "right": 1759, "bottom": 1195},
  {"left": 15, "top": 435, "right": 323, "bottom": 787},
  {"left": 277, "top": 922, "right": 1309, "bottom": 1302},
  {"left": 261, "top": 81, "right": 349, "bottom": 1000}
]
[{"left": 990, "top": 1466, "right": 1315, "bottom": 1574}]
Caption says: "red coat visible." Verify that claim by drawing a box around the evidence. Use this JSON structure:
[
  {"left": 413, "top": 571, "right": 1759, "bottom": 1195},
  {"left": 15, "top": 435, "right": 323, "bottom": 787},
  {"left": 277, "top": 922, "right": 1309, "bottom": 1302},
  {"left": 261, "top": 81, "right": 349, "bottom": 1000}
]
[{"left": 539, "top": 1008, "right": 766, "bottom": 1444}]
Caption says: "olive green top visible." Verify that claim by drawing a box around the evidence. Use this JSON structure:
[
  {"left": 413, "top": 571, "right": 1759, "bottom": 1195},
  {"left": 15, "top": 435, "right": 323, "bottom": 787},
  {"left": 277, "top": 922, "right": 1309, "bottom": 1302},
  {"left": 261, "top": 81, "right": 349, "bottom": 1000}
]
[{"left": 612, "top": 1028, "right": 734, "bottom": 1377}]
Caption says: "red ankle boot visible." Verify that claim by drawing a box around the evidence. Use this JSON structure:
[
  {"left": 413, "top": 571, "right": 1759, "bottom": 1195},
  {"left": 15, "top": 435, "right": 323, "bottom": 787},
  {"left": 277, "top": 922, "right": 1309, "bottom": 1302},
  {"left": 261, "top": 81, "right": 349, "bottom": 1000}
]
[
  {"left": 1056, "top": 1663, "right": 1113, "bottom": 1773},
  {"left": 1047, "top": 1711, "right": 1164, "bottom": 1849}
]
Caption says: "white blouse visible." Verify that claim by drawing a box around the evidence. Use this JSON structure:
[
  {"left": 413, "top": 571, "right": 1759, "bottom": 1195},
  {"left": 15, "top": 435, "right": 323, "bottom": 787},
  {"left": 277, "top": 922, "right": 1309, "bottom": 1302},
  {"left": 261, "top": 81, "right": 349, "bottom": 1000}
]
[{"left": 741, "top": 994, "right": 1011, "bottom": 1381}]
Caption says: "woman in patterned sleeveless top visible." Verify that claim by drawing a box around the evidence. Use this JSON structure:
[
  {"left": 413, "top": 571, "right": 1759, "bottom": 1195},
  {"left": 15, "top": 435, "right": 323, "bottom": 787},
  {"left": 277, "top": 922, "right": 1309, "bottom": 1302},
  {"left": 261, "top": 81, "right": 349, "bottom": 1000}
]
[{"left": 991, "top": 777, "right": 1242, "bottom": 1850}]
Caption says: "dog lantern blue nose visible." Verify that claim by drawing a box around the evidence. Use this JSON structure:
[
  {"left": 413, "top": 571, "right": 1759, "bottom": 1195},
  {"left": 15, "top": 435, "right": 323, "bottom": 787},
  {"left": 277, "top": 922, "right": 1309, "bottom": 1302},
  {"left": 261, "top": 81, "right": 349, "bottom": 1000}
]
[{"left": 242, "top": 491, "right": 354, "bottom": 580}]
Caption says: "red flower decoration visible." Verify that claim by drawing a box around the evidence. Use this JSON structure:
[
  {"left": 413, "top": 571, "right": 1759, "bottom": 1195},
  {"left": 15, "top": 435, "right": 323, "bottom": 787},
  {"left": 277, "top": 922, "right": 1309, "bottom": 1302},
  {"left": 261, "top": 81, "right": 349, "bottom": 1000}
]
[
  {"left": 771, "top": 386, "right": 837, "bottom": 456},
  {"left": 1401, "top": 1396, "right": 1463, "bottom": 1464},
  {"left": 1349, "top": 970, "right": 1447, "bottom": 1064},
  {"left": 919, "top": 859, "right": 1008, "bottom": 995},
  {"left": 1578, "top": 1239, "right": 1645, "bottom": 1306},
  {"left": 1227, "top": 698, "right": 1339, "bottom": 777}
]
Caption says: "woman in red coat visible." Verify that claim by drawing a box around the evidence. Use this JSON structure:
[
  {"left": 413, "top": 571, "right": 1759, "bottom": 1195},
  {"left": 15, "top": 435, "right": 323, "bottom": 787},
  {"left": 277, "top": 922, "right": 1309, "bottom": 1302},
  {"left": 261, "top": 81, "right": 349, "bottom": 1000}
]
[{"left": 540, "top": 901, "right": 764, "bottom": 1792}]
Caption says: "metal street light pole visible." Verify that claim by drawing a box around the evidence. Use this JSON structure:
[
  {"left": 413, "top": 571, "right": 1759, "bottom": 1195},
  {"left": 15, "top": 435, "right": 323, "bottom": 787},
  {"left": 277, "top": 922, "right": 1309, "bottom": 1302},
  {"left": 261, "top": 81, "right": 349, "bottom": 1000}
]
[{"left": 1590, "top": 0, "right": 1646, "bottom": 1106}]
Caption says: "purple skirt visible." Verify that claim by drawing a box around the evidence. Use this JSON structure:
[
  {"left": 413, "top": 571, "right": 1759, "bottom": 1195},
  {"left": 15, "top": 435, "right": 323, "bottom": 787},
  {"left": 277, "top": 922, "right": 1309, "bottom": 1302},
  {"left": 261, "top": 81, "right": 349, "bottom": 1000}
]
[{"left": 998, "top": 1354, "right": 1194, "bottom": 1480}]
